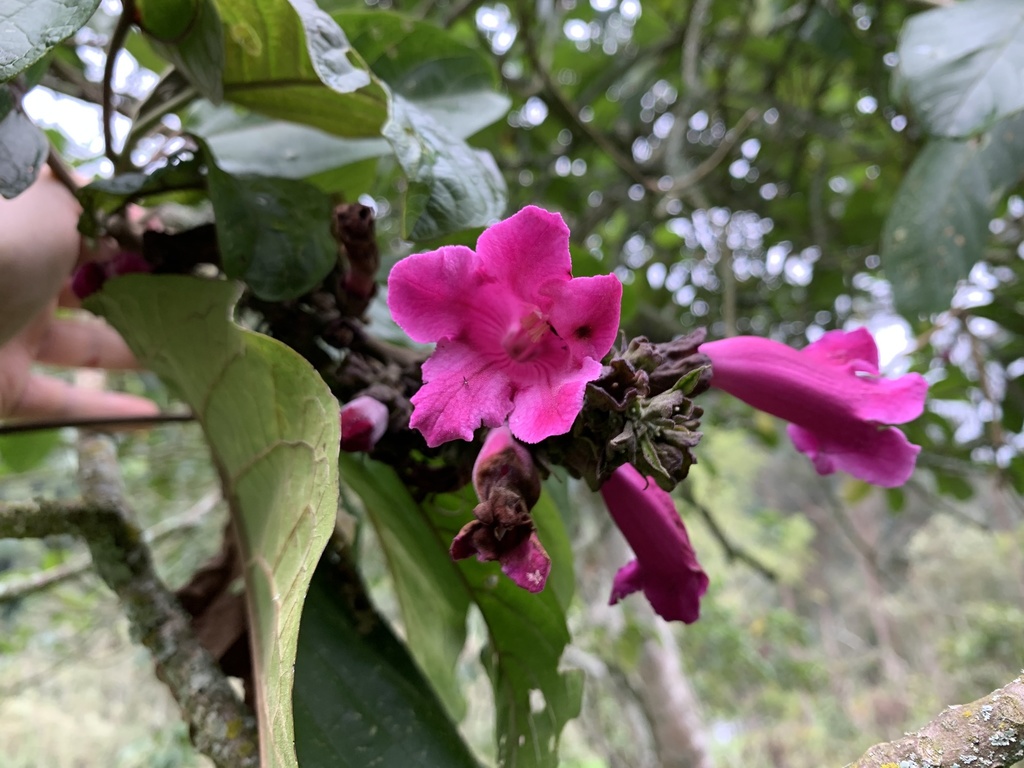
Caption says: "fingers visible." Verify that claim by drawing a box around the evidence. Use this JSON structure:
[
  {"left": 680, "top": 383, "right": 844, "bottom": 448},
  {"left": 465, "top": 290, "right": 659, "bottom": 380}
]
[
  {"left": 0, "top": 169, "right": 85, "bottom": 345},
  {"left": 34, "top": 315, "right": 141, "bottom": 370},
  {"left": 12, "top": 374, "right": 161, "bottom": 422}
]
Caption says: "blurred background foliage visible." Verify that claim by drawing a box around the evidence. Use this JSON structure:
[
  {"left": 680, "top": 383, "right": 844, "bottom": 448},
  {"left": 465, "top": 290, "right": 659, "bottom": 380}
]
[{"left": 3, "top": 0, "right": 1024, "bottom": 765}]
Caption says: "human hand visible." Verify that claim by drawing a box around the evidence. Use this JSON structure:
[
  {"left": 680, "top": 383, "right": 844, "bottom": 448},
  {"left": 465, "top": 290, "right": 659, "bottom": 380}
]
[{"left": 0, "top": 168, "right": 159, "bottom": 422}]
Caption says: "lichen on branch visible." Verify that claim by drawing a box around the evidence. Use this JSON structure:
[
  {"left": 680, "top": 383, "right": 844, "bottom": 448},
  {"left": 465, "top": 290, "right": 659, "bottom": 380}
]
[{"left": 848, "top": 673, "right": 1024, "bottom": 768}]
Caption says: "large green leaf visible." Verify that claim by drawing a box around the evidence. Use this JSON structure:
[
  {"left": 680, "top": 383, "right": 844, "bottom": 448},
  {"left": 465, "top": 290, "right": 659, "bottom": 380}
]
[
  {"left": 339, "top": 453, "right": 471, "bottom": 719},
  {"left": 188, "top": 10, "right": 510, "bottom": 211},
  {"left": 186, "top": 101, "right": 389, "bottom": 179},
  {"left": 214, "top": 0, "right": 387, "bottom": 136},
  {"left": 293, "top": 553, "right": 480, "bottom": 768},
  {"left": 139, "top": 0, "right": 226, "bottom": 103},
  {"left": 0, "top": 96, "right": 46, "bottom": 199},
  {"left": 343, "top": 457, "right": 582, "bottom": 768},
  {"left": 87, "top": 276, "right": 339, "bottom": 768},
  {"left": 201, "top": 141, "right": 337, "bottom": 301},
  {"left": 386, "top": 96, "right": 508, "bottom": 241},
  {"left": 895, "top": 0, "right": 1024, "bottom": 138},
  {"left": 0, "top": 0, "right": 101, "bottom": 82},
  {"left": 881, "top": 111, "right": 1024, "bottom": 316}
]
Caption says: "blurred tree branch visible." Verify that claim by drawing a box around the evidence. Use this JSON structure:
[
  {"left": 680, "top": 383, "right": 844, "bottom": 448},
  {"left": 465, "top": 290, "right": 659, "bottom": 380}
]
[
  {"left": 0, "top": 435, "right": 256, "bottom": 768},
  {"left": 847, "top": 672, "right": 1024, "bottom": 767}
]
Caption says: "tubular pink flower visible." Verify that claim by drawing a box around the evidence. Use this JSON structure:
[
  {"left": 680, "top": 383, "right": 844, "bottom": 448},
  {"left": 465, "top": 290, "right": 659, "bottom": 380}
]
[
  {"left": 387, "top": 206, "right": 622, "bottom": 447},
  {"left": 599, "top": 465, "right": 708, "bottom": 623},
  {"left": 339, "top": 396, "right": 389, "bottom": 452},
  {"left": 700, "top": 328, "right": 928, "bottom": 488}
]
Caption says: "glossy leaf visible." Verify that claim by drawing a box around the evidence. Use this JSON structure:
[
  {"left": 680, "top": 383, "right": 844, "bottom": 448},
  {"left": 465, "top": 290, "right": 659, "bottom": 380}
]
[
  {"left": 293, "top": 554, "right": 480, "bottom": 768},
  {"left": 342, "top": 457, "right": 582, "bottom": 768},
  {"left": 428, "top": 486, "right": 582, "bottom": 768},
  {"left": 141, "top": 0, "right": 226, "bottom": 103},
  {"left": 0, "top": 98, "right": 46, "bottom": 199},
  {"left": 0, "top": 0, "right": 101, "bottom": 82},
  {"left": 87, "top": 276, "right": 339, "bottom": 768},
  {"left": 285, "top": 0, "right": 370, "bottom": 93},
  {"left": 339, "top": 454, "right": 471, "bottom": 719},
  {"left": 202, "top": 142, "right": 337, "bottom": 301},
  {"left": 214, "top": 0, "right": 387, "bottom": 136},
  {"left": 895, "top": 0, "right": 1024, "bottom": 137},
  {"left": 385, "top": 96, "right": 507, "bottom": 240},
  {"left": 881, "top": 111, "right": 1024, "bottom": 316}
]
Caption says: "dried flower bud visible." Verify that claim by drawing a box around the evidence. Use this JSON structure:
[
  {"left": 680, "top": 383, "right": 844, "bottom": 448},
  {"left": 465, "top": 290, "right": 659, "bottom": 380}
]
[{"left": 450, "top": 426, "right": 549, "bottom": 592}]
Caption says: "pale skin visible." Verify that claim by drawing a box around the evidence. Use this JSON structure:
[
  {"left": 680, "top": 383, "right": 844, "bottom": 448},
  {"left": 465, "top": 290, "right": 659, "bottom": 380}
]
[{"left": 0, "top": 168, "right": 158, "bottom": 422}]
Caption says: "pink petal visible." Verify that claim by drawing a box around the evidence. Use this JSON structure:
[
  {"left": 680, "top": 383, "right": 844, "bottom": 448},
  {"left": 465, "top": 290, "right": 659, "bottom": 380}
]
[
  {"left": 600, "top": 465, "right": 708, "bottom": 624},
  {"left": 475, "top": 206, "right": 572, "bottom": 303},
  {"left": 544, "top": 274, "right": 623, "bottom": 362},
  {"left": 801, "top": 327, "right": 880, "bottom": 373},
  {"left": 507, "top": 356, "right": 603, "bottom": 443},
  {"left": 387, "top": 245, "right": 479, "bottom": 343},
  {"left": 410, "top": 340, "right": 514, "bottom": 446},
  {"left": 787, "top": 422, "right": 922, "bottom": 488},
  {"left": 500, "top": 532, "right": 551, "bottom": 593},
  {"left": 609, "top": 559, "right": 643, "bottom": 604},
  {"left": 702, "top": 336, "right": 926, "bottom": 428},
  {"left": 847, "top": 371, "right": 928, "bottom": 426}
]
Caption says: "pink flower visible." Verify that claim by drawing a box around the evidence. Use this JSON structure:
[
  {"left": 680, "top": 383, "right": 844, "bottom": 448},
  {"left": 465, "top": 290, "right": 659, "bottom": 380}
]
[
  {"left": 339, "top": 396, "right": 389, "bottom": 452},
  {"left": 71, "top": 251, "right": 153, "bottom": 299},
  {"left": 700, "top": 328, "right": 928, "bottom": 487},
  {"left": 450, "top": 426, "right": 550, "bottom": 592},
  {"left": 387, "top": 206, "right": 622, "bottom": 447},
  {"left": 599, "top": 465, "right": 707, "bottom": 623}
]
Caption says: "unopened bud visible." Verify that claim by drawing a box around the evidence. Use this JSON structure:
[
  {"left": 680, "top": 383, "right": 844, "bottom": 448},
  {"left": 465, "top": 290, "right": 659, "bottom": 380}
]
[
  {"left": 339, "top": 396, "right": 389, "bottom": 452},
  {"left": 71, "top": 251, "right": 153, "bottom": 299}
]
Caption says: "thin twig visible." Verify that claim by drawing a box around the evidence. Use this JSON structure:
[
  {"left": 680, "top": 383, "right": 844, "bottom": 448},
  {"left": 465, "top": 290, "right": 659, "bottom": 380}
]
[
  {"left": 668, "top": 107, "right": 759, "bottom": 195},
  {"left": 0, "top": 555, "right": 91, "bottom": 602},
  {"left": 0, "top": 412, "right": 195, "bottom": 436},
  {"left": 0, "top": 445, "right": 258, "bottom": 767},
  {"left": 0, "top": 489, "right": 221, "bottom": 604},
  {"left": 102, "top": 0, "right": 135, "bottom": 164},
  {"left": 682, "top": 492, "right": 777, "bottom": 581},
  {"left": 46, "top": 147, "right": 80, "bottom": 194},
  {"left": 519, "top": 21, "right": 654, "bottom": 191}
]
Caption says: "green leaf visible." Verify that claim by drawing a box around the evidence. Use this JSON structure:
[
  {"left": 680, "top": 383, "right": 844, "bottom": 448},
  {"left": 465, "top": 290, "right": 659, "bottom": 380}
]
[
  {"left": 881, "top": 111, "right": 1024, "bottom": 316},
  {"left": 337, "top": 10, "right": 510, "bottom": 137},
  {"left": 201, "top": 141, "right": 337, "bottom": 301},
  {"left": 293, "top": 553, "right": 480, "bottom": 768},
  {"left": 895, "top": 0, "right": 1024, "bottom": 137},
  {"left": 343, "top": 457, "right": 582, "bottom": 768},
  {"left": 0, "top": 430, "right": 60, "bottom": 473},
  {"left": 75, "top": 154, "right": 205, "bottom": 236},
  {"left": 141, "top": 0, "right": 226, "bottom": 103},
  {"left": 0, "top": 0, "right": 101, "bottom": 82},
  {"left": 285, "top": 0, "right": 370, "bottom": 93},
  {"left": 339, "top": 454, "right": 471, "bottom": 719},
  {"left": 187, "top": 11, "right": 509, "bottom": 194},
  {"left": 186, "top": 101, "right": 388, "bottom": 179},
  {"left": 0, "top": 96, "right": 46, "bottom": 199},
  {"left": 86, "top": 275, "right": 339, "bottom": 768},
  {"left": 214, "top": 0, "right": 387, "bottom": 136},
  {"left": 386, "top": 96, "right": 507, "bottom": 241}
]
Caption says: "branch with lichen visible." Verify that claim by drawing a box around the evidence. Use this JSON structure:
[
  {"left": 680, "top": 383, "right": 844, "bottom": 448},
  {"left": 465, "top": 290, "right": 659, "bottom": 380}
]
[
  {"left": 0, "top": 435, "right": 257, "bottom": 768},
  {"left": 846, "top": 673, "right": 1024, "bottom": 768}
]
